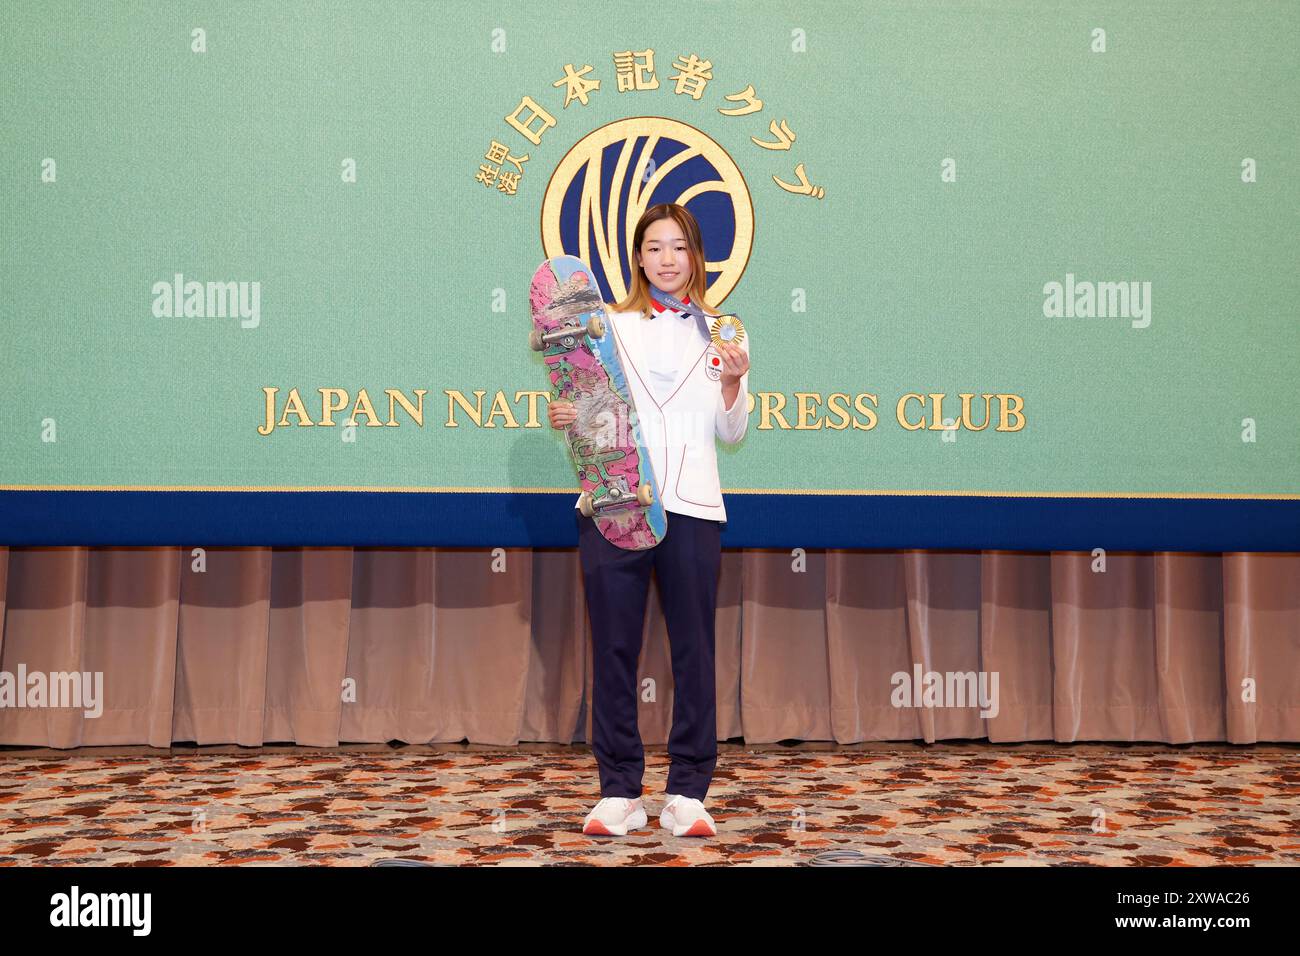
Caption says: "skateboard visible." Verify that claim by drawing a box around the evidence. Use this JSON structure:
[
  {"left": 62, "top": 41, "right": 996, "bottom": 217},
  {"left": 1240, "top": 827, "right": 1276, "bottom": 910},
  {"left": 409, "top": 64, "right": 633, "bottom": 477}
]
[{"left": 529, "top": 255, "right": 667, "bottom": 550}]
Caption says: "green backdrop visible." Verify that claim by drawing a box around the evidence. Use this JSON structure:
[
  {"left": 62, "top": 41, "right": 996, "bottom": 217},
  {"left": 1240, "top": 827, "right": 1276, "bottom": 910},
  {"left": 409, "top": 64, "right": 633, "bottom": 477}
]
[{"left": 2, "top": 0, "right": 1296, "bottom": 505}]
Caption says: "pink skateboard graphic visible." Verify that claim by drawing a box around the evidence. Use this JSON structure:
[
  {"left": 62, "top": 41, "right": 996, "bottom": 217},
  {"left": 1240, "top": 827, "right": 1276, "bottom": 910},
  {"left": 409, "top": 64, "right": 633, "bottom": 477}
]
[{"left": 528, "top": 255, "right": 667, "bottom": 550}]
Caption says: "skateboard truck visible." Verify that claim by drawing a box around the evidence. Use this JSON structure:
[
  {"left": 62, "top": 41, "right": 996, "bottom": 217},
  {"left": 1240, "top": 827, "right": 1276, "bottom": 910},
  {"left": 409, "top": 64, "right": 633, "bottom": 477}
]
[
  {"left": 578, "top": 476, "right": 656, "bottom": 517},
  {"left": 529, "top": 313, "right": 605, "bottom": 352}
]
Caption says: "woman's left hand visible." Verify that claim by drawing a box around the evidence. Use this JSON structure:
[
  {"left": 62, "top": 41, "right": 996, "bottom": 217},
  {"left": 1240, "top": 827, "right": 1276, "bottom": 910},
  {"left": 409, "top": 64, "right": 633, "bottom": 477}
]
[{"left": 716, "top": 340, "right": 749, "bottom": 384}]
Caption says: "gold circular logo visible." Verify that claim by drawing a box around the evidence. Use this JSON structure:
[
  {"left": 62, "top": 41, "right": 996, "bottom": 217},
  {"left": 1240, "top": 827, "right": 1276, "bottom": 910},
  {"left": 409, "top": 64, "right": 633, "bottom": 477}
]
[{"left": 541, "top": 117, "right": 753, "bottom": 307}]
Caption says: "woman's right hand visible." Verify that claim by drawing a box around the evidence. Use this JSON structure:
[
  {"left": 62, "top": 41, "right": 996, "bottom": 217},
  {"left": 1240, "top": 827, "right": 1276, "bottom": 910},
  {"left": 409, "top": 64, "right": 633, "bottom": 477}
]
[{"left": 548, "top": 399, "right": 577, "bottom": 430}]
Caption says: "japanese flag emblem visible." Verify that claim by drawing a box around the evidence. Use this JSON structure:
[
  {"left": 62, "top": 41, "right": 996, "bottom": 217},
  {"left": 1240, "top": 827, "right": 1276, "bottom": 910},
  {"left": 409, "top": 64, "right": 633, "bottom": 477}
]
[{"left": 705, "top": 349, "right": 722, "bottom": 381}]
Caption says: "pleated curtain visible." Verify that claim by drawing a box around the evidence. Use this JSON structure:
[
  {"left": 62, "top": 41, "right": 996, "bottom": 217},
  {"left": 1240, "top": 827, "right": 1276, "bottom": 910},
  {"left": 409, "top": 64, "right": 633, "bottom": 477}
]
[{"left": 0, "top": 547, "right": 1296, "bottom": 749}]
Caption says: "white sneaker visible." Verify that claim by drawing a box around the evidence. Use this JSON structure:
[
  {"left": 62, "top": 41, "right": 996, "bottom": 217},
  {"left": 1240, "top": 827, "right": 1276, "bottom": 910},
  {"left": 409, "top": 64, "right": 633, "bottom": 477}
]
[
  {"left": 659, "top": 794, "right": 717, "bottom": 837},
  {"left": 582, "top": 796, "right": 647, "bottom": 836}
]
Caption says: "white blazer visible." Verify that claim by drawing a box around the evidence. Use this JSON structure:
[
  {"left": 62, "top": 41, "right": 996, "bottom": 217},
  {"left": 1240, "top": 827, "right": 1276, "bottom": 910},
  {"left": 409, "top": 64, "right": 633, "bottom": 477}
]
[{"left": 573, "top": 308, "right": 750, "bottom": 522}]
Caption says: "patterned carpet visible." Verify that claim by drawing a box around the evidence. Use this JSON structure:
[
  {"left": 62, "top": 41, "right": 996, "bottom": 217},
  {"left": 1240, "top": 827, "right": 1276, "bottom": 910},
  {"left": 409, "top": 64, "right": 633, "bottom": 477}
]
[{"left": 1, "top": 745, "right": 1296, "bottom": 866}]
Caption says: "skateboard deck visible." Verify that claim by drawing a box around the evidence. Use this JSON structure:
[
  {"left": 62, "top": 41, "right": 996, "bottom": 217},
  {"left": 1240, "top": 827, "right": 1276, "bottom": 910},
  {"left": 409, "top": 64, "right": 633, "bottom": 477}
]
[{"left": 529, "top": 255, "right": 667, "bottom": 550}]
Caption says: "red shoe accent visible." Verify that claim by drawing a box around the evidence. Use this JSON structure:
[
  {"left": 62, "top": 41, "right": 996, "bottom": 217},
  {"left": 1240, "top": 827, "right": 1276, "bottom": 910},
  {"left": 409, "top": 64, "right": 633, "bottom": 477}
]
[
  {"left": 584, "top": 820, "right": 613, "bottom": 835},
  {"left": 682, "top": 818, "right": 716, "bottom": 837}
]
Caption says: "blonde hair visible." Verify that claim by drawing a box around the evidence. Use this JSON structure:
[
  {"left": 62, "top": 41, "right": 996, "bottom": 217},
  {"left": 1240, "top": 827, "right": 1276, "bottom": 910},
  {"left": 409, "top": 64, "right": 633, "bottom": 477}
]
[{"left": 614, "top": 203, "right": 719, "bottom": 320}]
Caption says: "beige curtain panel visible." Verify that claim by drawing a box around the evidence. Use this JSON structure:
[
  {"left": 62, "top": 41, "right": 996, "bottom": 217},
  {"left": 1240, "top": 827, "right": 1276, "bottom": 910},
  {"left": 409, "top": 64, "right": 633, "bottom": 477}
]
[{"left": 0, "top": 546, "right": 1296, "bottom": 750}]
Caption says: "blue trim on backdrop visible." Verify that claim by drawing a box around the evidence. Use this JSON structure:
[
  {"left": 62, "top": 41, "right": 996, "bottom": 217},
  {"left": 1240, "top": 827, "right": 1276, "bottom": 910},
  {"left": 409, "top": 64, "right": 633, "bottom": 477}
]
[{"left": 0, "top": 491, "right": 1297, "bottom": 550}]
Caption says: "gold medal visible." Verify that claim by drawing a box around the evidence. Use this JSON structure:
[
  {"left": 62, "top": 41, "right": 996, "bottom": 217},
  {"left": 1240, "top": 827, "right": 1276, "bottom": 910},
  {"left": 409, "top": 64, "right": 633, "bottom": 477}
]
[{"left": 709, "top": 314, "right": 745, "bottom": 347}]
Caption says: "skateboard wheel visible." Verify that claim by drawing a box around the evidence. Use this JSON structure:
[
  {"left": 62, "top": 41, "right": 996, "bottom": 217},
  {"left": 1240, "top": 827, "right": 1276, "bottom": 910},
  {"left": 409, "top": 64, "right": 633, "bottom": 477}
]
[
  {"left": 528, "top": 329, "right": 544, "bottom": 351},
  {"left": 637, "top": 483, "right": 654, "bottom": 507},
  {"left": 578, "top": 491, "right": 594, "bottom": 518},
  {"left": 586, "top": 314, "right": 605, "bottom": 339}
]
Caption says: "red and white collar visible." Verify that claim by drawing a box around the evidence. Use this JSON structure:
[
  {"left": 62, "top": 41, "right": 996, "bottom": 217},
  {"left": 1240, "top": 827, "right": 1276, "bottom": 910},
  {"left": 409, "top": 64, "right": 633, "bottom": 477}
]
[{"left": 650, "top": 294, "right": 690, "bottom": 315}]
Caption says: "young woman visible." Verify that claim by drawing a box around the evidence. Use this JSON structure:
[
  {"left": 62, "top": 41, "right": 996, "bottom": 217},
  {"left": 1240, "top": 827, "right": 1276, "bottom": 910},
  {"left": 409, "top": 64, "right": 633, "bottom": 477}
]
[{"left": 548, "top": 203, "right": 751, "bottom": 838}]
